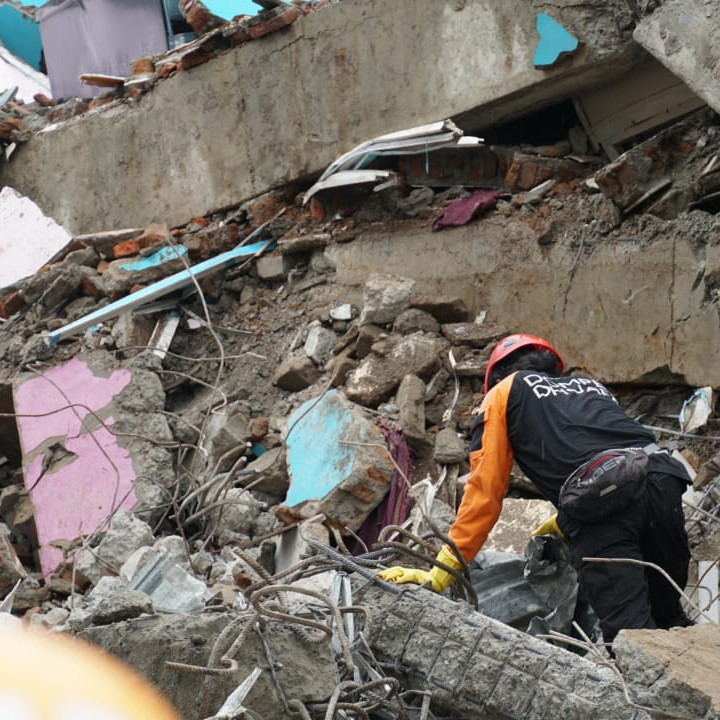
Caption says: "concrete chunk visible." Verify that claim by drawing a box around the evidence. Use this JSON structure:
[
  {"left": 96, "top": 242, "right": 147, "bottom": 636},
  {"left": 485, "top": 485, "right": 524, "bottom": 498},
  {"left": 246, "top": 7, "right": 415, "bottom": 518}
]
[
  {"left": 359, "top": 274, "right": 416, "bottom": 327},
  {"left": 281, "top": 390, "right": 393, "bottom": 530},
  {"left": 614, "top": 625, "right": 720, "bottom": 719}
]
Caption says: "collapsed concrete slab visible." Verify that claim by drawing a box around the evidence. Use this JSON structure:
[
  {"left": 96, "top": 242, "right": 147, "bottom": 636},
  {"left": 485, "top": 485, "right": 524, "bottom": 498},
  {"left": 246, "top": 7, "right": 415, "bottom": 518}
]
[
  {"left": 634, "top": 0, "right": 720, "bottom": 118},
  {"left": 1, "top": 0, "right": 638, "bottom": 234},
  {"left": 356, "top": 580, "right": 648, "bottom": 720},
  {"left": 12, "top": 353, "right": 174, "bottom": 576},
  {"left": 324, "top": 208, "right": 720, "bottom": 387},
  {"left": 281, "top": 389, "right": 394, "bottom": 531},
  {"left": 614, "top": 625, "right": 720, "bottom": 720}
]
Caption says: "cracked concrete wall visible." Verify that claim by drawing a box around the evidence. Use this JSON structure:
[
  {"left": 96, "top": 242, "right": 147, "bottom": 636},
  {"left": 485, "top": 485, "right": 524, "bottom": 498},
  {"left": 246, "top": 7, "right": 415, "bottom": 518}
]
[
  {"left": 0, "top": 0, "right": 636, "bottom": 234},
  {"left": 634, "top": 0, "right": 720, "bottom": 116},
  {"left": 324, "top": 210, "right": 720, "bottom": 386},
  {"left": 356, "top": 580, "right": 648, "bottom": 720}
]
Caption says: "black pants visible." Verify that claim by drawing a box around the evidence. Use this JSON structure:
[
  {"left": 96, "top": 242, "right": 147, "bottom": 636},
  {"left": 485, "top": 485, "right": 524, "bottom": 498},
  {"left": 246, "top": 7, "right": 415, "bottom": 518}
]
[{"left": 564, "top": 472, "right": 691, "bottom": 644}]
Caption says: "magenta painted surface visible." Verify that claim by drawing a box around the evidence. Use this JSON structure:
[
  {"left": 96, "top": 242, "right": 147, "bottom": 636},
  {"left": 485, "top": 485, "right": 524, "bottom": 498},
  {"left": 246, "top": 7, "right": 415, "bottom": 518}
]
[{"left": 14, "top": 358, "right": 137, "bottom": 575}]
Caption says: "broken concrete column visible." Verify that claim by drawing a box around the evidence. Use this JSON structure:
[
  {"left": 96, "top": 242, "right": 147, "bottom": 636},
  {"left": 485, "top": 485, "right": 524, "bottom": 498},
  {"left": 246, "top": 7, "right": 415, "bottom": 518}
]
[
  {"left": 355, "top": 580, "right": 646, "bottom": 720},
  {"left": 280, "top": 390, "right": 394, "bottom": 531},
  {"left": 614, "top": 625, "right": 720, "bottom": 720},
  {"left": 80, "top": 611, "right": 339, "bottom": 720}
]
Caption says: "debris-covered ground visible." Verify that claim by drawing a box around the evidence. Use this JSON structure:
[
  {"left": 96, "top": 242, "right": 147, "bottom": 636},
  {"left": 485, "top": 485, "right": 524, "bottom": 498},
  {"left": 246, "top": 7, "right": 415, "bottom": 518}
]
[{"left": 2, "top": 0, "right": 720, "bottom": 718}]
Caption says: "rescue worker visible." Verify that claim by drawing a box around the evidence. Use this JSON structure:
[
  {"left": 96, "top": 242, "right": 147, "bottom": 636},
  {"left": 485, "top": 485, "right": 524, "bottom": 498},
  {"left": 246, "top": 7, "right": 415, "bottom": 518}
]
[{"left": 380, "top": 334, "right": 692, "bottom": 645}]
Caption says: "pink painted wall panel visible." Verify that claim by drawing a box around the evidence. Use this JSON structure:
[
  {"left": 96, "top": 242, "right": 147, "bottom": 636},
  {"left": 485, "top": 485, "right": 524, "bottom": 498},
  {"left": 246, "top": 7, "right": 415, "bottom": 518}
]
[{"left": 14, "top": 358, "right": 138, "bottom": 576}]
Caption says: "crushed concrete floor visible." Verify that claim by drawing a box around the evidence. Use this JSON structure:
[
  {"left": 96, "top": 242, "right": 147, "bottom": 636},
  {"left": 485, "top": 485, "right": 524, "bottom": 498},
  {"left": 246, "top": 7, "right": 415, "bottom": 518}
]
[{"left": 2, "top": 1, "right": 720, "bottom": 719}]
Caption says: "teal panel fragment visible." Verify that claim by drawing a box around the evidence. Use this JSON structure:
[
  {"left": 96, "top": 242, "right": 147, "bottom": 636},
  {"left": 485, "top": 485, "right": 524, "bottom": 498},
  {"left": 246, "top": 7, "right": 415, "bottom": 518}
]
[
  {"left": 533, "top": 13, "right": 579, "bottom": 68},
  {"left": 285, "top": 390, "right": 359, "bottom": 507},
  {"left": 120, "top": 245, "right": 187, "bottom": 272},
  {"left": 0, "top": 6, "right": 44, "bottom": 70}
]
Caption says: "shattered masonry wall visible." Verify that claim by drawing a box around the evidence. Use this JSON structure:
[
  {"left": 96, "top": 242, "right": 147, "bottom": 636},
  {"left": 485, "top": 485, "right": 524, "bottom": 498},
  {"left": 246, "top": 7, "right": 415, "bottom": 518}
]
[
  {"left": 325, "top": 214, "right": 720, "bottom": 387},
  {"left": 13, "top": 353, "right": 175, "bottom": 575},
  {"left": 356, "top": 581, "right": 648, "bottom": 720},
  {"left": 1, "top": 0, "right": 636, "bottom": 234}
]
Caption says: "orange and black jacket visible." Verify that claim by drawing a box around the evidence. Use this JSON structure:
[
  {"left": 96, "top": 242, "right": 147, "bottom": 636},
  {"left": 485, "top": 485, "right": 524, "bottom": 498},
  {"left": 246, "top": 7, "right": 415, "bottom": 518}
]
[{"left": 448, "top": 371, "right": 689, "bottom": 563}]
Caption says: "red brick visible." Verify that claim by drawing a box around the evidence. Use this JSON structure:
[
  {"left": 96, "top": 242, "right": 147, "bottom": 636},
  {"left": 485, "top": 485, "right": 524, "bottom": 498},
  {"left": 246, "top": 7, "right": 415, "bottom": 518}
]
[
  {"left": 0, "top": 291, "right": 27, "bottom": 319},
  {"left": 113, "top": 239, "right": 140, "bottom": 258},
  {"left": 179, "top": 50, "right": 215, "bottom": 72},
  {"left": 248, "top": 7, "right": 300, "bottom": 39}
]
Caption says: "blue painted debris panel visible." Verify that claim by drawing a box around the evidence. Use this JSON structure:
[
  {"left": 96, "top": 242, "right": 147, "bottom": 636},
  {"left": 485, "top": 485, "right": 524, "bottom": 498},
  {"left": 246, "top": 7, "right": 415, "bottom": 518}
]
[
  {"left": 533, "top": 13, "right": 579, "bottom": 68},
  {"left": 285, "top": 391, "right": 359, "bottom": 507},
  {"left": 205, "top": 0, "right": 258, "bottom": 19},
  {"left": 121, "top": 245, "right": 187, "bottom": 272},
  {"left": 0, "top": 6, "right": 44, "bottom": 70}
]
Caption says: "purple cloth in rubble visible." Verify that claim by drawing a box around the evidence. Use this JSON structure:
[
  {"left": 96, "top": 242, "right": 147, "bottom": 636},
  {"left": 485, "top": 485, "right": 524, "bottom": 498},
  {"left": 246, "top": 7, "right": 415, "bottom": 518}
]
[
  {"left": 351, "top": 425, "right": 412, "bottom": 554},
  {"left": 432, "top": 189, "right": 502, "bottom": 231}
]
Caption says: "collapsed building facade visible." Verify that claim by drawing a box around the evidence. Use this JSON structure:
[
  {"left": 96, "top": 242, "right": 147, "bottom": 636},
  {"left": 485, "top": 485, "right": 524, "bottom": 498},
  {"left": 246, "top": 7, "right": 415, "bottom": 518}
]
[{"left": 1, "top": 0, "right": 720, "bottom": 718}]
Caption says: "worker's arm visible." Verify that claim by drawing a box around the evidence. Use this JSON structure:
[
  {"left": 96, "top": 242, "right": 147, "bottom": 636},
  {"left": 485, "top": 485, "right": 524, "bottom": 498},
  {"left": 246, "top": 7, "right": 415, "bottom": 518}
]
[
  {"left": 379, "top": 375, "right": 515, "bottom": 591},
  {"left": 448, "top": 374, "right": 515, "bottom": 563}
]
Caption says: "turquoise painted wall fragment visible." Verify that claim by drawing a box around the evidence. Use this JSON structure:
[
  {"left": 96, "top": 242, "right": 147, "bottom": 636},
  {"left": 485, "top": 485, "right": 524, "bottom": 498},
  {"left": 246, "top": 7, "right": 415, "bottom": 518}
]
[{"left": 533, "top": 13, "right": 579, "bottom": 68}]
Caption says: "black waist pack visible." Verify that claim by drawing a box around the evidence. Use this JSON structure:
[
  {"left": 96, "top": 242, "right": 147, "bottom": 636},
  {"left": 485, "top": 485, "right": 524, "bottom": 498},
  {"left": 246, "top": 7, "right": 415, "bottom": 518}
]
[{"left": 559, "top": 448, "right": 649, "bottom": 522}]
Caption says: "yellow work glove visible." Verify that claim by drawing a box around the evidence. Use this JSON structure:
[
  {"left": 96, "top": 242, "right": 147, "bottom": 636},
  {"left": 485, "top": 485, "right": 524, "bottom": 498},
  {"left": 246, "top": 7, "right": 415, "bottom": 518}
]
[
  {"left": 379, "top": 546, "right": 463, "bottom": 593},
  {"left": 531, "top": 513, "right": 564, "bottom": 539}
]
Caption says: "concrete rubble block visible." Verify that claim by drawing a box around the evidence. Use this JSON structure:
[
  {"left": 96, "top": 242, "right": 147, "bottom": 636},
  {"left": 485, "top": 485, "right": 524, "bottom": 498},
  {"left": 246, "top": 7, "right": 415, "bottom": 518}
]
[
  {"left": 441, "top": 320, "right": 506, "bottom": 348},
  {"left": 484, "top": 498, "right": 557, "bottom": 554},
  {"left": 255, "top": 251, "right": 295, "bottom": 282},
  {"left": 281, "top": 390, "right": 394, "bottom": 531},
  {"left": 614, "top": 625, "right": 720, "bottom": 719},
  {"left": 354, "top": 579, "right": 644, "bottom": 720},
  {"left": 111, "top": 312, "right": 155, "bottom": 353},
  {"left": 274, "top": 521, "right": 330, "bottom": 575},
  {"left": 201, "top": 401, "right": 251, "bottom": 472},
  {"left": 594, "top": 111, "right": 711, "bottom": 217},
  {"left": 273, "top": 355, "right": 321, "bottom": 391},
  {"left": 411, "top": 295, "right": 469, "bottom": 323},
  {"left": 303, "top": 321, "right": 337, "bottom": 365},
  {"left": 80, "top": 610, "right": 339, "bottom": 720},
  {"left": 355, "top": 323, "right": 384, "bottom": 359},
  {"left": 0, "top": 525, "right": 27, "bottom": 595},
  {"left": 345, "top": 332, "right": 446, "bottom": 408},
  {"left": 208, "top": 488, "right": 263, "bottom": 543},
  {"left": 434, "top": 427, "right": 467, "bottom": 465},
  {"left": 41, "top": 265, "right": 96, "bottom": 309},
  {"left": 393, "top": 307, "right": 440, "bottom": 335},
  {"left": 327, "top": 351, "right": 358, "bottom": 388},
  {"left": 359, "top": 274, "right": 416, "bottom": 327},
  {"left": 396, "top": 374, "right": 427, "bottom": 447},
  {"left": 634, "top": 0, "right": 720, "bottom": 118},
  {"left": 243, "top": 447, "right": 289, "bottom": 498},
  {"left": 85, "top": 575, "right": 154, "bottom": 625},
  {"left": 75, "top": 509, "right": 155, "bottom": 586}
]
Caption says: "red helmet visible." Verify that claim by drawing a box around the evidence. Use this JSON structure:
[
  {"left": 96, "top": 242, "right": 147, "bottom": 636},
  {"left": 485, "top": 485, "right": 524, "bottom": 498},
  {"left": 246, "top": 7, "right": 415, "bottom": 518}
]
[{"left": 484, "top": 334, "right": 564, "bottom": 392}]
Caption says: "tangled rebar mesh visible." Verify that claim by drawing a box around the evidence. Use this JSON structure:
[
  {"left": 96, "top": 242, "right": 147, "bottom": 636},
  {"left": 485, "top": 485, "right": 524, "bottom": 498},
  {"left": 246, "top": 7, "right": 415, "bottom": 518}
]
[{"left": 164, "top": 533, "right": 442, "bottom": 720}]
